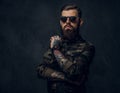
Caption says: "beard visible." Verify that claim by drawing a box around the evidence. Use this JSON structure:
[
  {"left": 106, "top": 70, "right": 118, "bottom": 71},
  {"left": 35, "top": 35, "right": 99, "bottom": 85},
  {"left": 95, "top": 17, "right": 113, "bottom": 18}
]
[
  {"left": 60, "top": 24, "right": 80, "bottom": 40},
  {"left": 63, "top": 29, "right": 75, "bottom": 40}
]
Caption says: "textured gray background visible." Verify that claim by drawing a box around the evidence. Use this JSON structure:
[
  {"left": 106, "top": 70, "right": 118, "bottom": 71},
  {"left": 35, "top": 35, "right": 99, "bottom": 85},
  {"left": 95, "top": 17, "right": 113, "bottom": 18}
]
[{"left": 0, "top": 0, "right": 120, "bottom": 93}]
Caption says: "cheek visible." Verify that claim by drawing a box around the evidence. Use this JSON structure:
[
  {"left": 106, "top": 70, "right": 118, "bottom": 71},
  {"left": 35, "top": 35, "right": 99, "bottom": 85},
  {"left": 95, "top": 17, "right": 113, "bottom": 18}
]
[
  {"left": 60, "top": 23, "right": 65, "bottom": 29},
  {"left": 72, "top": 22, "right": 80, "bottom": 28},
  {"left": 71, "top": 23, "right": 78, "bottom": 28}
]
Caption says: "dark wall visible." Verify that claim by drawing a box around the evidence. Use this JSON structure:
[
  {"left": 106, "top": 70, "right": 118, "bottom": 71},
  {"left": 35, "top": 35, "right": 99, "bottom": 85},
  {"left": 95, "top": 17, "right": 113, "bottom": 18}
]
[{"left": 0, "top": 0, "right": 120, "bottom": 93}]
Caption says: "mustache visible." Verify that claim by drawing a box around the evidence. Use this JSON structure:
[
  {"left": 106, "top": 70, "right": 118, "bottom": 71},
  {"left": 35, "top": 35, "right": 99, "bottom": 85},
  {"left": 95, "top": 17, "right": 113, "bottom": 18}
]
[{"left": 64, "top": 24, "right": 73, "bottom": 28}]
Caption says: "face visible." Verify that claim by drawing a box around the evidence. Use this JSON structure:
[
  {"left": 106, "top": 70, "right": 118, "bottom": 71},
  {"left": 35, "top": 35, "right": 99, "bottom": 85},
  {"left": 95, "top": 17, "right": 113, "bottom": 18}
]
[{"left": 60, "top": 9, "right": 81, "bottom": 39}]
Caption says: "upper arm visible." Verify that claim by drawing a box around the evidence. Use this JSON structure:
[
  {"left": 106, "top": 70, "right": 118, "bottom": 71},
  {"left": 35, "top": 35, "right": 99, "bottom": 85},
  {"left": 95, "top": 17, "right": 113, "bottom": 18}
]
[{"left": 43, "top": 48, "right": 55, "bottom": 64}]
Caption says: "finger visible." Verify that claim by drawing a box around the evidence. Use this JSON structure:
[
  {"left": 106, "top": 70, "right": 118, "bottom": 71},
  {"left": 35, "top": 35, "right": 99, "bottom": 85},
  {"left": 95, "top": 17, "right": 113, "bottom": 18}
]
[
  {"left": 56, "top": 36, "right": 60, "bottom": 40},
  {"left": 54, "top": 36, "right": 58, "bottom": 40},
  {"left": 50, "top": 36, "right": 55, "bottom": 41},
  {"left": 54, "top": 36, "right": 58, "bottom": 39},
  {"left": 57, "top": 36, "right": 61, "bottom": 40},
  {"left": 56, "top": 36, "right": 59, "bottom": 39}
]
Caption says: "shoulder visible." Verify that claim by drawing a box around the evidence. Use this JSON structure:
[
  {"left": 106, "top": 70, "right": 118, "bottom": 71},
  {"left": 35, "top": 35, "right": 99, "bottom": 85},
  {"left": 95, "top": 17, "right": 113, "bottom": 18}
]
[
  {"left": 43, "top": 48, "right": 52, "bottom": 58},
  {"left": 83, "top": 41, "right": 95, "bottom": 55},
  {"left": 85, "top": 41, "right": 95, "bottom": 48},
  {"left": 76, "top": 40, "right": 95, "bottom": 52},
  {"left": 43, "top": 48, "right": 55, "bottom": 64}
]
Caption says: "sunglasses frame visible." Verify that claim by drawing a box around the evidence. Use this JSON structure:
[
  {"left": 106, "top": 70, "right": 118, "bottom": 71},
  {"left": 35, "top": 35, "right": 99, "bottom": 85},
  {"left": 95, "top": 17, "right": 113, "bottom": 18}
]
[{"left": 60, "top": 16, "right": 78, "bottom": 23}]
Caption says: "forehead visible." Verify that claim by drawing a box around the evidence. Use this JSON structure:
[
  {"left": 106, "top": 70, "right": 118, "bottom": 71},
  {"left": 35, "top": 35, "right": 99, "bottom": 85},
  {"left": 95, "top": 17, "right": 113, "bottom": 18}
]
[{"left": 61, "top": 9, "right": 78, "bottom": 16}]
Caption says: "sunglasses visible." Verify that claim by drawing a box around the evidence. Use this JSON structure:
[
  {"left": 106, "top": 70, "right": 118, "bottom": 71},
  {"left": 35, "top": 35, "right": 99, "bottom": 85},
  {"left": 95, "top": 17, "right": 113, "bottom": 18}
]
[{"left": 60, "top": 16, "right": 78, "bottom": 23}]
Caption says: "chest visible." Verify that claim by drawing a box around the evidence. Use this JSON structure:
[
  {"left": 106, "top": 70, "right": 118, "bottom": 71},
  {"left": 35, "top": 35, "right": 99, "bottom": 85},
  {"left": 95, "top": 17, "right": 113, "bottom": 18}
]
[{"left": 61, "top": 42, "right": 87, "bottom": 57}]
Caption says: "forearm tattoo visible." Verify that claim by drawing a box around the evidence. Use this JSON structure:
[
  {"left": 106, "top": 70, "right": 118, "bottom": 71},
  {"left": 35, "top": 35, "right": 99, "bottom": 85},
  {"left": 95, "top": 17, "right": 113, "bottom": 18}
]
[{"left": 53, "top": 50, "right": 68, "bottom": 67}]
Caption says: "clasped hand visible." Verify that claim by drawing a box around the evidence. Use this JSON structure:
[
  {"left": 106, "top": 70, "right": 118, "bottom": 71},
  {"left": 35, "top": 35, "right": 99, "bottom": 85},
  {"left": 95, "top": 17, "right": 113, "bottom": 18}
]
[{"left": 50, "top": 35, "right": 62, "bottom": 49}]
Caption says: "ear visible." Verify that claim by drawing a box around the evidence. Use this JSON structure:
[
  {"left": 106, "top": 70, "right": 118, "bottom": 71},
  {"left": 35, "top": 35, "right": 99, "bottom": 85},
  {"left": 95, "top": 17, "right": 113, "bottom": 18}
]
[
  {"left": 60, "top": 20, "right": 62, "bottom": 25},
  {"left": 79, "top": 19, "right": 84, "bottom": 26}
]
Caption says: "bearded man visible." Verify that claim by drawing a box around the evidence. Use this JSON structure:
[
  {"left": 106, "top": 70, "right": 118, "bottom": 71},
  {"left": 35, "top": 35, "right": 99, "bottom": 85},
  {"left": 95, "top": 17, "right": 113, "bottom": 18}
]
[{"left": 36, "top": 4, "right": 95, "bottom": 93}]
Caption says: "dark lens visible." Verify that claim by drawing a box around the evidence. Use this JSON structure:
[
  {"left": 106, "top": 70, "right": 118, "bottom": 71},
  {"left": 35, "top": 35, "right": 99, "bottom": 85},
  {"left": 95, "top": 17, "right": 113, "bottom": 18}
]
[
  {"left": 69, "top": 17, "right": 77, "bottom": 22},
  {"left": 60, "top": 17, "right": 67, "bottom": 23}
]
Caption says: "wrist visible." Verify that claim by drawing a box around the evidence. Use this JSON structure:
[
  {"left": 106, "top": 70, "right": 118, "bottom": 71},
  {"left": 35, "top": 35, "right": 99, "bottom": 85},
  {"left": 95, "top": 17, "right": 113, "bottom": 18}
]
[
  {"left": 53, "top": 50, "right": 63, "bottom": 57},
  {"left": 53, "top": 50, "right": 65, "bottom": 61}
]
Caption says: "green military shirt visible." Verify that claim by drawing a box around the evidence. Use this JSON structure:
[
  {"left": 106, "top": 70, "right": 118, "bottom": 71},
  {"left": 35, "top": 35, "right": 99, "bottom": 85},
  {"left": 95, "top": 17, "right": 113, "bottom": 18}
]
[{"left": 37, "top": 36, "right": 95, "bottom": 93}]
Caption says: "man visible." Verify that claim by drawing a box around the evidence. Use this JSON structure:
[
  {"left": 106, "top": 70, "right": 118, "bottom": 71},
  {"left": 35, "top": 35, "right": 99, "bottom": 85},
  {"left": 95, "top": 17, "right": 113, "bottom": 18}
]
[{"left": 36, "top": 4, "right": 95, "bottom": 93}]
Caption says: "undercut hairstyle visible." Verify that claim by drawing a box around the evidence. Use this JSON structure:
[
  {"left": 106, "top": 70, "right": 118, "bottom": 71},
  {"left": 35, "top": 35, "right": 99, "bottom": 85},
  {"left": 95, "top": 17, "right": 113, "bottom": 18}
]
[{"left": 60, "top": 4, "right": 82, "bottom": 18}]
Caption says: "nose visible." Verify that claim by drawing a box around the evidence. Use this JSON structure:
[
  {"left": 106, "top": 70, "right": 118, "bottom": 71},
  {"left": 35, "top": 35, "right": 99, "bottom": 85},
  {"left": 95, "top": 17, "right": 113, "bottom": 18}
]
[{"left": 66, "top": 18, "right": 70, "bottom": 23}]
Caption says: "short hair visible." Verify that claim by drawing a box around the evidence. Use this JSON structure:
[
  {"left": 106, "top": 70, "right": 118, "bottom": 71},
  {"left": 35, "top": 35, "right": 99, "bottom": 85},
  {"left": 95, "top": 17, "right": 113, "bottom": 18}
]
[{"left": 60, "top": 4, "right": 82, "bottom": 18}]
